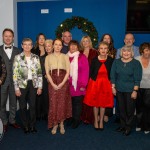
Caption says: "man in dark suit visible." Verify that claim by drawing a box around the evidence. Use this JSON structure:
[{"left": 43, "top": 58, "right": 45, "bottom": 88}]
[
  {"left": 61, "top": 31, "right": 72, "bottom": 54},
  {"left": 0, "top": 28, "right": 20, "bottom": 132}
]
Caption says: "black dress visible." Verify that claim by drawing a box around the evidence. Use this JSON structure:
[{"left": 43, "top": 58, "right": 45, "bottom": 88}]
[{"left": 32, "top": 47, "right": 49, "bottom": 120}]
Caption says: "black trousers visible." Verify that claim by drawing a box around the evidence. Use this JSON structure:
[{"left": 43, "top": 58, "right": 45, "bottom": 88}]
[
  {"left": 105, "top": 108, "right": 113, "bottom": 117},
  {"left": 72, "top": 96, "right": 84, "bottom": 121},
  {"left": 117, "top": 91, "right": 136, "bottom": 130},
  {"left": 36, "top": 77, "right": 48, "bottom": 118},
  {"left": 136, "top": 88, "right": 150, "bottom": 130},
  {"left": 18, "top": 80, "right": 37, "bottom": 127},
  {"left": 115, "top": 96, "right": 120, "bottom": 119}
]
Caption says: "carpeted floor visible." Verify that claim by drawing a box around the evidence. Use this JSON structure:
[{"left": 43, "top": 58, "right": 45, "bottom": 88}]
[{"left": 0, "top": 116, "right": 150, "bottom": 150}]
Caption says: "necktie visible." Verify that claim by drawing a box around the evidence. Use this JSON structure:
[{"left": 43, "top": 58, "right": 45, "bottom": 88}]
[{"left": 5, "top": 46, "right": 12, "bottom": 49}]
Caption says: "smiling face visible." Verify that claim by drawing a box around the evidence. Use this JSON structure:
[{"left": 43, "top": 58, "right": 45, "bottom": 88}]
[
  {"left": 62, "top": 31, "right": 72, "bottom": 45},
  {"left": 124, "top": 34, "right": 135, "bottom": 46},
  {"left": 45, "top": 42, "right": 53, "bottom": 54},
  {"left": 82, "top": 38, "right": 90, "bottom": 49},
  {"left": 69, "top": 44, "right": 78, "bottom": 54},
  {"left": 121, "top": 48, "right": 133, "bottom": 60},
  {"left": 22, "top": 40, "right": 33, "bottom": 53},
  {"left": 142, "top": 48, "right": 150, "bottom": 58},
  {"left": 38, "top": 35, "right": 46, "bottom": 46},
  {"left": 3, "top": 31, "right": 14, "bottom": 46},
  {"left": 103, "top": 35, "right": 111, "bottom": 44},
  {"left": 98, "top": 43, "right": 108, "bottom": 57}
]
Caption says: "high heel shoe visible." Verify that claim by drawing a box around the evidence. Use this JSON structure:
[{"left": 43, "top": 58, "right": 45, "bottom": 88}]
[
  {"left": 59, "top": 124, "right": 65, "bottom": 134},
  {"left": 51, "top": 125, "right": 58, "bottom": 135},
  {"left": 94, "top": 121, "right": 99, "bottom": 131},
  {"left": 99, "top": 122, "right": 104, "bottom": 131}
]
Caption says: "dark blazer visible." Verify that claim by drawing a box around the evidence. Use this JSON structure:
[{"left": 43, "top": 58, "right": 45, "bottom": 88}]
[
  {"left": 0, "top": 55, "right": 7, "bottom": 84},
  {"left": 90, "top": 56, "right": 114, "bottom": 81},
  {"left": 0, "top": 45, "right": 20, "bottom": 85}
]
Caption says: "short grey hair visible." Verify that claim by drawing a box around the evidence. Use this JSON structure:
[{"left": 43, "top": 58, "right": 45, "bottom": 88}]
[{"left": 120, "top": 45, "right": 134, "bottom": 58}]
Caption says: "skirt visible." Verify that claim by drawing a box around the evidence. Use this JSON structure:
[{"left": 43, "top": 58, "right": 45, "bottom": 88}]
[{"left": 48, "top": 69, "right": 72, "bottom": 128}]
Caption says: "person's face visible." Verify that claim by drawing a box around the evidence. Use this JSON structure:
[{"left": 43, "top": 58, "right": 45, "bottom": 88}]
[
  {"left": 124, "top": 34, "right": 135, "bottom": 46},
  {"left": 103, "top": 35, "right": 111, "bottom": 44},
  {"left": 62, "top": 32, "right": 72, "bottom": 45},
  {"left": 98, "top": 44, "right": 108, "bottom": 56},
  {"left": 82, "top": 38, "right": 90, "bottom": 48},
  {"left": 122, "top": 49, "right": 132, "bottom": 59},
  {"left": 142, "top": 48, "right": 150, "bottom": 58},
  {"left": 3, "top": 31, "right": 14, "bottom": 46},
  {"left": 53, "top": 40, "right": 62, "bottom": 52},
  {"left": 69, "top": 44, "right": 78, "bottom": 54},
  {"left": 22, "top": 41, "right": 33, "bottom": 53},
  {"left": 45, "top": 43, "right": 53, "bottom": 54},
  {"left": 38, "top": 35, "right": 45, "bottom": 46}
]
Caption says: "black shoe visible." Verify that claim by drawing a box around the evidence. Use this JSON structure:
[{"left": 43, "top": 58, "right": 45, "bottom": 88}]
[
  {"left": 94, "top": 127, "right": 99, "bottom": 131},
  {"left": 66, "top": 118, "right": 74, "bottom": 126},
  {"left": 114, "top": 118, "right": 120, "bottom": 123},
  {"left": 72, "top": 120, "right": 80, "bottom": 129},
  {"left": 123, "top": 129, "right": 131, "bottom": 136},
  {"left": 30, "top": 127, "right": 37, "bottom": 133},
  {"left": 3, "top": 124, "right": 8, "bottom": 132},
  {"left": 23, "top": 127, "right": 30, "bottom": 134},
  {"left": 10, "top": 123, "right": 21, "bottom": 129},
  {"left": 116, "top": 127, "right": 125, "bottom": 132},
  {"left": 99, "top": 128, "right": 104, "bottom": 131}
]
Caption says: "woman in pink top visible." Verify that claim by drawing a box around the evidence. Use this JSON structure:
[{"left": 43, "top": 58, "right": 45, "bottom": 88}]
[{"left": 68, "top": 40, "right": 89, "bottom": 129}]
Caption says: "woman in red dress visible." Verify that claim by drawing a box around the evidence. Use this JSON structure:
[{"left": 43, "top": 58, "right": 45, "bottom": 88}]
[
  {"left": 84, "top": 41, "right": 114, "bottom": 130},
  {"left": 100, "top": 33, "right": 116, "bottom": 122},
  {"left": 80, "top": 36, "right": 98, "bottom": 124}
]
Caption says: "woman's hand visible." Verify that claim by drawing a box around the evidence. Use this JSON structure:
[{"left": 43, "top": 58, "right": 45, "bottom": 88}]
[
  {"left": 131, "top": 91, "right": 137, "bottom": 100},
  {"left": 15, "top": 90, "right": 21, "bottom": 97},
  {"left": 37, "top": 89, "right": 42, "bottom": 95},
  {"left": 52, "top": 83, "right": 59, "bottom": 90},
  {"left": 80, "top": 87, "right": 85, "bottom": 91},
  {"left": 58, "top": 82, "right": 64, "bottom": 89},
  {"left": 112, "top": 87, "right": 116, "bottom": 96}
]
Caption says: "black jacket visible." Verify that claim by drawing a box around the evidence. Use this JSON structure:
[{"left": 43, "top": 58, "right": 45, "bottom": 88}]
[{"left": 90, "top": 56, "right": 114, "bottom": 81}]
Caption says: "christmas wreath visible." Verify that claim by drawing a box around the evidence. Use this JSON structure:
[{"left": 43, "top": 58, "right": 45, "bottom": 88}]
[{"left": 55, "top": 16, "right": 98, "bottom": 48}]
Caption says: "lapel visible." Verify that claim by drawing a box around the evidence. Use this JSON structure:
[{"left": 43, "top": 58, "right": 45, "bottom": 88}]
[
  {"left": 1, "top": 45, "right": 10, "bottom": 61},
  {"left": 10, "top": 46, "right": 17, "bottom": 61},
  {"left": 20, "top": 52, "right": 35, "bottom": 68},
  {"left": 1, "top": 45, "right": 16, "bottom": 61}
]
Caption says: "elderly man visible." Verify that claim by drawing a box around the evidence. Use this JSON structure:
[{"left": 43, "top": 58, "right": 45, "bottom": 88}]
[
  {"left": 61, "top": 31, "right": 72, "bottom": 54},
  {"left": 116, "top": 33, "right": 140, "bottom": 59}
]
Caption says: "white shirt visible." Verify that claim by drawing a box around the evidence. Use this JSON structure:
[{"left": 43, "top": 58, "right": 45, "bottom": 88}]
[
  {"left": 4, "top": 44, "right": 13, "bottom": 59},
  {"left": 26, "top": 57, "right": 32, "bottom": 80}
]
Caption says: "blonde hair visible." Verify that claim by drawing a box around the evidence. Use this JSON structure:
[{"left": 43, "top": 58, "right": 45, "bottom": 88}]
[
  {"left": 120, "top": 45, "right": 134, "bottom": 58},
  {"left": 80, "top": 36, "right": 93, "bottom": 50},
  {"left": 44, "top": 39, "right": 53, "bottom": 46}
]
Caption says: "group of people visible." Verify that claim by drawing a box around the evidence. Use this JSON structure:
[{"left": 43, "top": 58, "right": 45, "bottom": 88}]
[{"left": 0, "top": 28, "right": 150, "bottom": 137}]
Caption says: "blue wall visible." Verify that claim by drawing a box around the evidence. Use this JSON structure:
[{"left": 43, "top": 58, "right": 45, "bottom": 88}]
[{"left": 17, "top": 0, "right": 150, "bottom": 49}]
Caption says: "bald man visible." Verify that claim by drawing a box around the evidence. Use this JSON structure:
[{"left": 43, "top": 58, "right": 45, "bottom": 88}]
[{"left": 116, "top": 33, "right": 140, "bottom": 59}]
